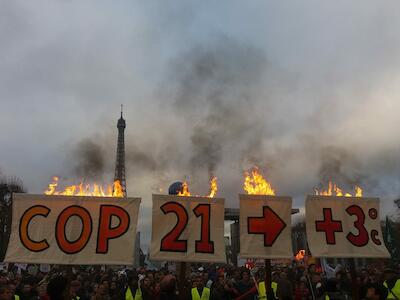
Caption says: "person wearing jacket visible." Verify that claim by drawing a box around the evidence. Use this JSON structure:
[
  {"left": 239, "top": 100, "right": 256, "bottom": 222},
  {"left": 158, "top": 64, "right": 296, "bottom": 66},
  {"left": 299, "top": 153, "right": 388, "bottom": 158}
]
[
  {"left": 383, "top": 268, "right": 400, "bottom": 300},
  {"left": 191, "top": 275, "right": 210, "bottom": 300}
]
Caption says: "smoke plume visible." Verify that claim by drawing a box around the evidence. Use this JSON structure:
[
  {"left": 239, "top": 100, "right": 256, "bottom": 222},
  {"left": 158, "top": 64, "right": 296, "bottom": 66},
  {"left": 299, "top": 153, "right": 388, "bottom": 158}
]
[{"left": 71, "top": 138, "right": 106, "bottom": 180}]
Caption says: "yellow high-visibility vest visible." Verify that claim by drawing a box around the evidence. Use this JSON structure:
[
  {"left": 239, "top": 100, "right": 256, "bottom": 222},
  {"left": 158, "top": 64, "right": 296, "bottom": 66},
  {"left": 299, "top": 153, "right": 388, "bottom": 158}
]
[
  {"left": 191, "top": 287, "right": 211, "bottom": 300},
  {"left": 14, "top": 295, "right": 20, "bottom": 300},
  {"left": 125, "top": 286, "right": 143, "bottom": 300},
  {"left": 258, "top": 281, "right": 278, "bottom": 300},
  {"left": 384, "top": 279, "right": 400, "bottom": 300}
]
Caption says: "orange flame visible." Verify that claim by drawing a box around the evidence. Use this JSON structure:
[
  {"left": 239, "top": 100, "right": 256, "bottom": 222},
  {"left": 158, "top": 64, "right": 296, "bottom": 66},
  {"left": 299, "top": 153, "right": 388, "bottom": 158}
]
[
  {"left": 315, "top": 181, "right": 362, "bottom": 197},
  {"left": 177, "top": 181, "right": 191, "bottom": 196},
  {"left": 295, "top": 249, "right": 306, "bottom": 261},
  {"left": 208, "top": 176, "right": 218, "bottom": 198},
  {"left": 44, "top": 176, "right": 124, "bottom": 197},
  {"left": 243, "top": 167, "right": 275, "bottom": 195}
]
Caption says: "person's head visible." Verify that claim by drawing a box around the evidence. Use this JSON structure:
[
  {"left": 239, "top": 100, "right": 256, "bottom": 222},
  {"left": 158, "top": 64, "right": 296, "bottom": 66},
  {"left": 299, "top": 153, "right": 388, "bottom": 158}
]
[
  {"left": 70, "top": 280, "right": 81, "bottom": 295},
  {"left": 142, "top": 276, "right": 151, "bottom": 288},
  {"left": 101, "top": 279, "right": 109, "bottom": 291},
  {"left": 308, "top": 264, "right": 316, "bottom": 274},
  {"left": 47, "top": 276, "right": 68, "bottom": 300},
  {"left": 96, "top": 284, "right": 105, "bottom": 296},
  {"left": 154, "top": 282, "right": 161, "bottom": 294},
  {"left": 195, "top": 275, "right": 204, "bottom": 289},
  {"left": 91, "top": 283, "right": 99, "bottom": 294},
  {"left": 146, "top": 273, "right": 154, "bottom": 282},
  {"left": 326, "top": 278, "right": 338, "bottom": 293},
  {"left": 37, "top": 284, "right": 47, "bottom": 298},
  {"left": 7, "top": 283, "right": 15, "bottom": 296},
  {"left": 22, "top": 283, "right": 32, "bottom": 294},
  {"left": 0, "top": 285, "right": 11, "bottom": 300},
  {"left": 384, "top": 268, "right": 397, "bottom": 281},
  {"left": 217, "top": 274, "right": 224, "bottom": 285},
  {"left": 127, "top": 271, "right": 139, "bottom": 289},
  {"left": 160, "top": 275, "right": 176, "bottom": 295},
  {"left": 0, "top": 275, "right": 7, "bottom": 286},
  {"left": 233, "top": 269, "right": 241, "bottom": 280},
  {"left": 110, "top": 281, "right": 117, "bottom": 290},
  {"left": 241, "top": 270, "right": 250, "bottom": 282},
  {"left": 311, "top": 273, "right": 321, "bottom": 284},
  {"left": 366, "top": 286, "right": 381, "bottom": 300},
  {"left": 280, "top": 271, "right": 287, "bottom": 280}
]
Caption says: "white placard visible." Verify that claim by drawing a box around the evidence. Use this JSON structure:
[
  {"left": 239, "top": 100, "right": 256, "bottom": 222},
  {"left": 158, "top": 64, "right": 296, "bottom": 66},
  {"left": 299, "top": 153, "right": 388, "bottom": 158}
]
[
  {"left": 305, "top": 195, "right": 390, "bottom": 258},
  {"left": 150, "top": 194, "right": 226, "bottom": 263},
  {"left": 5, "top": 194, "right": 141, "bottom": 265},
  {"left": 239, "top": 195, "right": 293, "bottom": 259}
]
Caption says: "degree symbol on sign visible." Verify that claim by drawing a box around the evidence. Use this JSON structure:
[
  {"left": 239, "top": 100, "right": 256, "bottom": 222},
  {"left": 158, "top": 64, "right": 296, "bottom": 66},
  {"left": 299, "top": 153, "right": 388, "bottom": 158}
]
[{"left": 315, "top": 206, "right": 382, "bottom": 247}]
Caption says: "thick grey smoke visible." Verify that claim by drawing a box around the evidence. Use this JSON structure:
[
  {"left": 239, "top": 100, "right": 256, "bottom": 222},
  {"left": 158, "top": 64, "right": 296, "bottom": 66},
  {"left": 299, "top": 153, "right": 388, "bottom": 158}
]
[
  {"left": 169, "top": 38, "right": 269, "bottom": 177},
  {"left": 317, "top": 145, "right": 367, "bottom": 187},
  {"left": 71, "top": 139, "right": 106, "bottom": 180}
]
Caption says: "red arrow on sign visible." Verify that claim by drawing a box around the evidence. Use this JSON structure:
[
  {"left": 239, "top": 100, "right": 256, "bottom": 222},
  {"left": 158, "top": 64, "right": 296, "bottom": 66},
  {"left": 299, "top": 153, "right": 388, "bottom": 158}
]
[{"left": 247, "top": 205, "right": 287, "bottom": 247}]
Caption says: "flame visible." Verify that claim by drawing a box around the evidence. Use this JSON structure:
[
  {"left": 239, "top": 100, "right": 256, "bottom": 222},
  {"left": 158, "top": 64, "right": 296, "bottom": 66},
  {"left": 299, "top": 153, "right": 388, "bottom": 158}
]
[
  {"left": 207, "top": 176, "right": 218, "bottom": 198},
  {"left": 177, "top": 181, "right": 191, "bottom": 196},
  {"left": 44, "top": 176, "right": 124, "bottom": 197},
  {"left": 243, "top": 167, "right": 275, "bottom": 195},
  {"left": 295, "top": 249, "right": 306, "bottom": 261},
  {"left": 315, "top": 181, "right": 362, "bottom": 197}
]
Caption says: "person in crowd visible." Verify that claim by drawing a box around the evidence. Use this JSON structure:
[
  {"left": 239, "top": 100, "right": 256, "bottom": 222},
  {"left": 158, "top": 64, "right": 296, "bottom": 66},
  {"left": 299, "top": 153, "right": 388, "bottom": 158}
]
[
  {"left": 190, "top": 275, "right": 210, "bottom": 300},
  {"left": 46, "top": 276, "right": 68, "bottom": 300},
  {"left": 0, "top": 285, "right": 12, "bottom": 300},
  {"left": 383, "top": 268, "right": 400, "bottom": 300},
  {"left": 322, "top": 278, "right": 347, "bottom": 300},
  {"left": 19, "top": 283, "right": 36, "bottom": 300},
  {"left": 235, "top": 270, "right": 254, "bottom": 300},
  {"left": 277, "top": 271, "right": 293, "bottom": 300},
  {"left": 8, "top": 283, "right": 19, "bottom": 300},
  {"left": 294, "top": 280, "right": 310, "bottom": 300},
  {"left": 124, "top": 271, "right": 142, "bottom": 300},
  {"left": 159, "top": 275, "right": 178, "bottom": 300}
]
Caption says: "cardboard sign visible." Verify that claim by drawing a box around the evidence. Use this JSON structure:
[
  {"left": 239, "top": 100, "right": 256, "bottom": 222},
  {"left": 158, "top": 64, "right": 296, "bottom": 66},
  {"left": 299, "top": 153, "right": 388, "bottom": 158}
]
[
  {"left": 5, "top": 194, "right": 141, "bottom": 265},
  {"left": 239, "top": 195, "right": 293, "bottom": 259},
  {"left": 150, "top": 194, "right": 226, "bottom": 263},
  {"left": 306, "top": 195, "right": 390, "bottom": 258}
]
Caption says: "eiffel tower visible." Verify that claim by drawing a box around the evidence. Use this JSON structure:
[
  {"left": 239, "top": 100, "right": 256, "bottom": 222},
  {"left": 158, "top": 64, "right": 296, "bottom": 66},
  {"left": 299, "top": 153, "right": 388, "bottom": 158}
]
[{"left": 114, "top": 105, "right": 127, "bottom": 197}]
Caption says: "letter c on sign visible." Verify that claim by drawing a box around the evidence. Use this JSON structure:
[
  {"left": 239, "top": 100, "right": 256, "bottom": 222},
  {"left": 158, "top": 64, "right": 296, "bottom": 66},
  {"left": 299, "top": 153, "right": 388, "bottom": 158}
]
[
  {"left": 19, "top": 205, "right": 50, "bottom": 252},
  {"left": 56, "top": 206, "right": 92, "bottom": 254}
]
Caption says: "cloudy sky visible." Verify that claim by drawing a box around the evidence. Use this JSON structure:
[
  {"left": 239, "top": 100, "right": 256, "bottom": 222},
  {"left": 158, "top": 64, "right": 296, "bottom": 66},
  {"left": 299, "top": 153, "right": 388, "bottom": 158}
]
[{"left": 1, "top": 1, "right": 399, "bottom": 247}]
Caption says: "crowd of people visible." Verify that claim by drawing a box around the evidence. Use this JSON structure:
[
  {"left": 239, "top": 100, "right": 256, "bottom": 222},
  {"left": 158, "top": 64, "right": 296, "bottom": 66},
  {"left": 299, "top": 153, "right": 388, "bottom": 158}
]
[{"left": 0, "top": 261, "right": 399, "bottom": 300}]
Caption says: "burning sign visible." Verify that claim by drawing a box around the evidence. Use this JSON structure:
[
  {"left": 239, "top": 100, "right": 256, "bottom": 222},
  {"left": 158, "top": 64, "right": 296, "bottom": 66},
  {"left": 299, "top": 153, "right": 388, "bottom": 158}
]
[
  {"left": 315, "top": 181, "right": 362, "bottom": 197},
  {"left": 5, "top": 193, "right": 140, "bottom": 265},
  {"left": 239, "top": 167, "right": 293, "bottom": 259},
  {"left": 44, "top": 176, "right": 124, "bottom": 198},
  {"left": 177, "top": 176, "right": 218, "bottom": 198}
]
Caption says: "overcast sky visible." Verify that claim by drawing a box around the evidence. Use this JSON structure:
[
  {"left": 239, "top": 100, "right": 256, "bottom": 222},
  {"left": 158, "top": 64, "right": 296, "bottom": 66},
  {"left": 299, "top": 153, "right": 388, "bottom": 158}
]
[{"left": 1, "top": 1, "right": 400, "bottom": 247}]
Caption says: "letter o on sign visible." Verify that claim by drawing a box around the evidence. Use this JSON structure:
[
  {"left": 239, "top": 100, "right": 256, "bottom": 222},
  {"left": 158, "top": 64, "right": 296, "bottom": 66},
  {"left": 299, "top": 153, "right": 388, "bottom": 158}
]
[{"left": 55, "top": 206, "right": 92, "bottom": 254}]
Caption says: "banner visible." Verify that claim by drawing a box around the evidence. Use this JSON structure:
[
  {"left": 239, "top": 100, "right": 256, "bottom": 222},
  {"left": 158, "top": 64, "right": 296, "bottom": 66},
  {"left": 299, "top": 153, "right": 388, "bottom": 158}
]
[
  {"left": 239, "top": 195, "right": 293, "bottom": 259},
  {"left": 5, "top": 193, "right": 140, "bottom": 265},
  {"left": 150, "top": 194, "right": 226, "bottom": 263},
  {"left": 306, "top": 195, "right": 390, "bottom": 258}
]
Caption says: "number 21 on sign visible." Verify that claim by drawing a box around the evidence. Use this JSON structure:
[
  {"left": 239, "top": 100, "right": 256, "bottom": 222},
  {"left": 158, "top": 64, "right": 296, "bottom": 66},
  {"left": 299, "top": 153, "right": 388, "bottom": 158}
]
[{"left": 160, "top": 202, "right": 214, "bottom": 253}]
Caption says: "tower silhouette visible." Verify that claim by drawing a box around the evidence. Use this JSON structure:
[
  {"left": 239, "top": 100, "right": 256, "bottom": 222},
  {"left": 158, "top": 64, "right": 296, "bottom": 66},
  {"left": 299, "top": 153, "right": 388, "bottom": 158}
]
[{"left": 114, "top": 105, "right": 127, "bottom": 197}]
